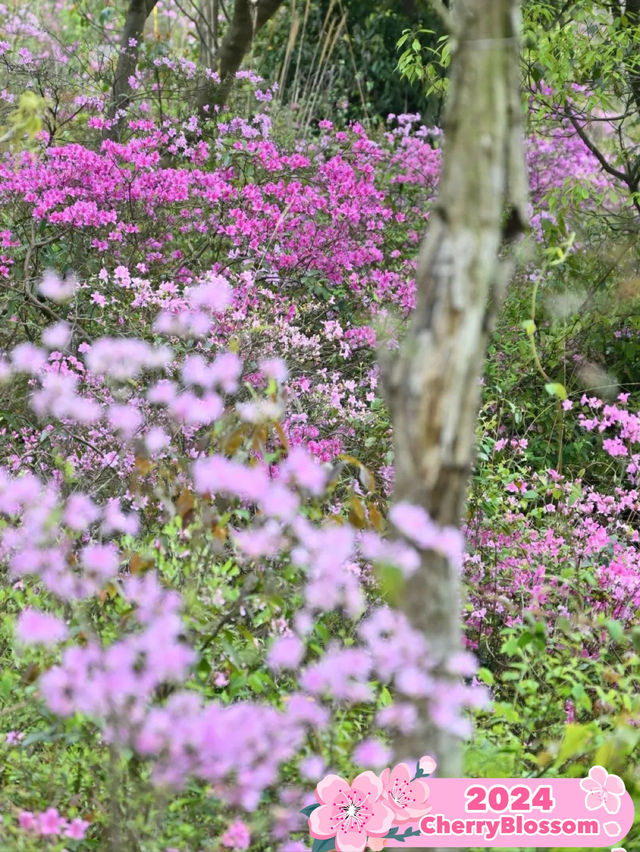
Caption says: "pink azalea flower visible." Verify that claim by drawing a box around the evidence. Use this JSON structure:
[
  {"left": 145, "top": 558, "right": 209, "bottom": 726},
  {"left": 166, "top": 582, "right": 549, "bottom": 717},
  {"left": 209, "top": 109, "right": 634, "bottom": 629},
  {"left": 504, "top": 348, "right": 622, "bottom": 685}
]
[
  {"left": 16, "top": 608, "right": 68, "bottom": 646},
  {"left": 309, "top": 771, "right": 394, "bottom": 852},
  {"left": 18, "top": 810, "right": 37, "bottom": 831},
  {"left": 6, "top": 730, "right": 24, "bottom": 745},
  {"left": 220, "top": 819, "right": 250, "bottom": 850},
  {"left": 64, "top": 818, "right": 90, "bottom": 839},
  {"left": 353, "top": 739, "right": 392, "bottom": 769},
  {"left": 268, "top": 635, "right": 304, "bottom": 671},
  {"left": 580, "top": 765, "right": 625, "bottom": 814},
  {"left": 379, "top": 762, "right": 431, "bottom": 822},
  {"left": 38, "top": 807, "right": 67, "bottom": 835}
]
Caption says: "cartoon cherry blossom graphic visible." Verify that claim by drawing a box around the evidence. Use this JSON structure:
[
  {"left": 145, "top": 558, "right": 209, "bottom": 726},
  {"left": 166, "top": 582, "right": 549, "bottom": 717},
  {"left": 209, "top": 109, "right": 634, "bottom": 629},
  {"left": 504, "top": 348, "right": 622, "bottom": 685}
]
[
  {"left": 379, "top": 762, "right": 431, "bottom": 822},
  {"left": 309, "top": 771, "right": 395, "bottom": 852},
  {"left": 417, "top": 754, "right": 437, "bottom": 775},
  {"left": 580, "top": 765, "right": 625, "bottom": 815}
]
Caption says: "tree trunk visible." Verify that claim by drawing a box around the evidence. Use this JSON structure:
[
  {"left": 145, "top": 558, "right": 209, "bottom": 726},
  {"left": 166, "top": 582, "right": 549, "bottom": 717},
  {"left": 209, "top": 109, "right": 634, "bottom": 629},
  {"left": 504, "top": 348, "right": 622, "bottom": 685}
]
[
  {"left": 105, "top": 0, "right": 159, "bottom": 140},
  {"left": 199, "top": 0, "right": 219, "bottom": 70},
  {"left": 386, "top": 0, "right": 528, "bottom": 806},
  {"left": 195, "top": 0, "right": 285, "bottom": 116}
]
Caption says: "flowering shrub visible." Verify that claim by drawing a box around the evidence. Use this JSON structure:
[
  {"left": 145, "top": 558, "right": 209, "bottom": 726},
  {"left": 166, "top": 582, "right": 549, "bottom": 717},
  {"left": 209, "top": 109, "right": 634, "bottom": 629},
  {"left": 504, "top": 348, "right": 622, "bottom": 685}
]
[{"left": 0, "top": 264, "right": 481, "bottom": 848}]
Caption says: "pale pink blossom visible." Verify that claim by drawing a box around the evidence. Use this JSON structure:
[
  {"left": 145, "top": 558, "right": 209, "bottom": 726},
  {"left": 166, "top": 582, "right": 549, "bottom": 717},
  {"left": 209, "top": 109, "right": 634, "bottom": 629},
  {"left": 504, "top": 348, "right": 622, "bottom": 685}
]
[
  {"left": 309, "top": 772, "right": 394, "bottom": 852},
  {"left": 580, "top": 765, "right": 625, "bottom": 814},
  {"left": 16, "top": 609, "right": 68, "bottom": 646},
  {"left": 380, "top": 762, "right": 431, "bottom": 822},
  {"left": 39, "top": 269, "right": 78, "bottom": 302}
]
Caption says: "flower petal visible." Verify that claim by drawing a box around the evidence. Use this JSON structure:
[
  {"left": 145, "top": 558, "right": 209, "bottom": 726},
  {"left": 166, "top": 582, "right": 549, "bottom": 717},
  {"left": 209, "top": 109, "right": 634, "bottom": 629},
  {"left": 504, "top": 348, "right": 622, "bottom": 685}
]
[
  {"left": 403, "top": 804, "right": 432, "bottom": 821},
  {"left": 336, "top": 828, "right": 368, "bottom": 852},
  {"left": 352, "top": 770, "right": 384, "bottom": 802},
  {"left": 317, "top": 774, "right": 350, "bottom": 805},
  {"left": 410, "top": 779, "right": 430, "bottom": 805},
  {"left": 603, "top": 821, "right": 621, "bottom": 837},
  {"left": 580, "top": 778, "right": 600, "bottom": 793},
  {"left": 605, "top": 774, "right": 626, "bottom": 796},
  {"left": 584, "top": 790, "right": 603, "bottom": 811},
  {"left": 603, "top": 794, "right": 622, "bottom": 815},
  {"left": 366, "top": 802, "right": 395, "bottom": 835},
  {"left": 309, "top": 804, "right": 337, "bottom": 839},
  {"left": 588, "top": 765, "right": 608, "bottom": 787},
  {"left": 389, "top": 763, "right": 412, "bottom": 787}
]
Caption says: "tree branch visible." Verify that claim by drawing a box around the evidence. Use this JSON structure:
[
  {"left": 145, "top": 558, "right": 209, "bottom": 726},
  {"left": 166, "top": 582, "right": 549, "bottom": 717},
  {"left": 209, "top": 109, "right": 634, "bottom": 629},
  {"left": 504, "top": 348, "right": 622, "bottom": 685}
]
[{"left": 564, "top": 103, "right": 631, "bottom": 185}]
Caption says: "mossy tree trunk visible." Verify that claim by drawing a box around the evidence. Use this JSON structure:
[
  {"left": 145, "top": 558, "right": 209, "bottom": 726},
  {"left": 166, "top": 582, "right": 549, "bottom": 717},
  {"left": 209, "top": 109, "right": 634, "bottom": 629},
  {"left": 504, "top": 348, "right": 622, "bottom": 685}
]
[
  {"left": 105, "top": 0, "right": 159, "bottom": 140},
  {"left": 387, "top": 0, "right": 529, "bottom": 815},
  {"left": 195, "top": 0, "right": 285, "bottom": 117}
]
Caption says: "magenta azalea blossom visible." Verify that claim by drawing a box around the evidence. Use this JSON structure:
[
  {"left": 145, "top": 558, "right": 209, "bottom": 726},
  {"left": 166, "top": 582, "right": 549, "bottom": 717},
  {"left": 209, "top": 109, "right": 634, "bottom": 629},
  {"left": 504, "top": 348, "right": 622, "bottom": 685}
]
[
  {"left": 580, "top": 765, "right": 625, "bottom": 814},
  {"left": 38, "top": 807, "right": 67, "bottom": 836},
  {"left": 309, "top": 771, "right": 394, "bottom": 852},
  {"left": 380, "top": 763, "right": 431, "bottom": 822},
  {"left": 64, "top": 817, "right": 90, "bottom": 840}
]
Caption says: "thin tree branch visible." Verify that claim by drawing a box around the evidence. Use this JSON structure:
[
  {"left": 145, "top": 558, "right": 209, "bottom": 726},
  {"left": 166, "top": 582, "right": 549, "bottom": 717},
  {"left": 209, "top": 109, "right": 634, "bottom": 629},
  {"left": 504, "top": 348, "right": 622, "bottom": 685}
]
[{"left": 564, "top": 104, "right": 631, "bottom": 185}]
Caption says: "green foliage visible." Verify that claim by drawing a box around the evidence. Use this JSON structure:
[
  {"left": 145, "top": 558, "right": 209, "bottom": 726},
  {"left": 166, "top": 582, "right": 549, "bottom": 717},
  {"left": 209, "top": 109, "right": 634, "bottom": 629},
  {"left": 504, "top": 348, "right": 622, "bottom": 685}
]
[
  {"left": 254, "top": 0, "right": 447, "bottom": 124},
  {"left": 0, "top": 91, "right": 45, "bottom": 150},
  {"left": 396, "top": 27, "right": 450, "bottom": 99}
]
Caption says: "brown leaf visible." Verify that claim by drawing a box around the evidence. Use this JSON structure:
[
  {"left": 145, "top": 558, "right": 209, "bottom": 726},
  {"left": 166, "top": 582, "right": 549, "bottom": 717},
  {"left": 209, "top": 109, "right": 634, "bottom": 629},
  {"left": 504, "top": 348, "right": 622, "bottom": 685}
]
[
  {"left": 134, "top": 456, "right": 154, "bottom": 475},
  {"left": 224, "top": 426, "right": 246, "bottom": 455},
  {"left": 175, "top": 489, "right": 195, "bottom": 522},
  {"left": 212, "top": 523, "right": 228, "bottom": 542},
  {"left": 251, "top": 424, "right": 268, "bottom": 451},
  {"left": 130, "top": 553, "right": 154, "bottom": 575},
  {"left": 274, "top": 421, "right": 290, "bottom": 452},
  {"left": 21, "top": 663, "right": 40, "bottom": 685},
  {"left": 368, "top": 501, "right": 384, "bottom": 531},
  {"left": 603, "top": 668, "right": 621, "bottom": 686},
  {"left": 348, "top": 494, "right": 367, "bottom": 529}
]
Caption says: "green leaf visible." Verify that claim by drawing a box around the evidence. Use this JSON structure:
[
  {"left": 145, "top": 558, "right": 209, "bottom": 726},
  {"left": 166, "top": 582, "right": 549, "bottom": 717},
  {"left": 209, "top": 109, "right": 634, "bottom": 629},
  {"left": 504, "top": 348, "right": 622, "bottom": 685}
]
[
  {"left": 521, "top": 319, "right": 536, "bottom": 336},
  {"left": 300, "top": 803, "right": 321, "bottom": 818},
  {"left": 477, "top": 667, "right": 494, "bottom": 686},
  {"left": 605, "top": 619, "right": 624, "bottom": 642},
  {"left": 312, "top": 838, "right": 336, "bottom": 852},
  {"left": 556, "top": 723, "right": 593, "bottom": 765},
  {"left": 544, "top": 382, "right": 568, "bottom": 400}
]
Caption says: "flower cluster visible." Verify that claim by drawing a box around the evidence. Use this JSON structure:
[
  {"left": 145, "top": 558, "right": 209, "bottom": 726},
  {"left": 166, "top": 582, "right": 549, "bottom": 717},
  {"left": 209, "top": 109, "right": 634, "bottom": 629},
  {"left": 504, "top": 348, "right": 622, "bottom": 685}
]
[{"left": 307, "top": 756, "right": 436, "bottom": 852}]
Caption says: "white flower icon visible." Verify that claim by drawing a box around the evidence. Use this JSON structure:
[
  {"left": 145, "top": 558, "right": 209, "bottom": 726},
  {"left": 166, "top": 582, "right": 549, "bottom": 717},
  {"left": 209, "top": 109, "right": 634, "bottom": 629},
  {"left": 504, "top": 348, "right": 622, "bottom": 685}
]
[{"left": 580, "top": 765, "right": 625, "bottom": 815}]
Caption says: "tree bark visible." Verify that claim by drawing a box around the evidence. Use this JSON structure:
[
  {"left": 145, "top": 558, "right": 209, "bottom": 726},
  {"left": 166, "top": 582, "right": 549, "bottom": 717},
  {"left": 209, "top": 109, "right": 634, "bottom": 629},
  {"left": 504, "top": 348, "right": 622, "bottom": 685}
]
[
  {"left": 105, "top": 0, "right": 159, "bottom": 140},
  {"left": 195, "top": 0, "right": 285, "bottom": 116},
  {"left": 386, "top": 0, "right": 528, "bottom": 810}
]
